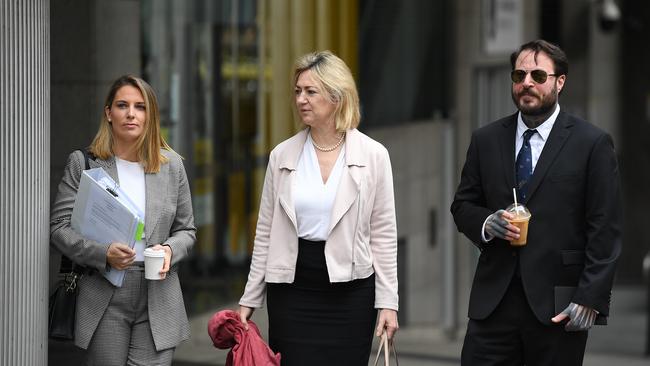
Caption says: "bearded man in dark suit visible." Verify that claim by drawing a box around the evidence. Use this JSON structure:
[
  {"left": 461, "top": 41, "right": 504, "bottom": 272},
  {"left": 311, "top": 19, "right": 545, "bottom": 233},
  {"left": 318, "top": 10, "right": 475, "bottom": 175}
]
[{"left": 450, "top": 39, "right": 622, "bottom": 366}]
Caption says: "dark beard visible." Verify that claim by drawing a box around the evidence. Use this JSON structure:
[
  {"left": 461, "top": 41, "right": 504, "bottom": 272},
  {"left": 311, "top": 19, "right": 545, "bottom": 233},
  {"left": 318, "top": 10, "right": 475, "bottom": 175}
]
[{"left": 511, "top": 84, "right": 558, "bottom": 118}]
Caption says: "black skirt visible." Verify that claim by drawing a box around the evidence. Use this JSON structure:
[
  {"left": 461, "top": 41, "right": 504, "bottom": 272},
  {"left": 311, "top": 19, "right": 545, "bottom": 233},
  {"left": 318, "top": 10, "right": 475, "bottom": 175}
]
[{"left": 266, "top": 238, "right": 377, "bottom": 366}]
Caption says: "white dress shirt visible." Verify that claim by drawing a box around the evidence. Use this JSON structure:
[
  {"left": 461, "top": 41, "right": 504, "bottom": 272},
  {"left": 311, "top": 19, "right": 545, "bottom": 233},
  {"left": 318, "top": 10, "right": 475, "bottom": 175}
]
[
  {"left": 294, "top": 134, "right": 346, "bottom": 241},
  {"left": 481, "top": 104, "right": 561, "bottom": 242}
]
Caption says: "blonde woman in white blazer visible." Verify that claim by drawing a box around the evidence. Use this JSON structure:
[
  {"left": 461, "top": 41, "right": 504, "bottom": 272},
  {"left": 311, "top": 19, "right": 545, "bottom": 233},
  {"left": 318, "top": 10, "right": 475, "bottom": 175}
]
[{"left": 238, "top": 51, "right": 399, "bottom": 366}]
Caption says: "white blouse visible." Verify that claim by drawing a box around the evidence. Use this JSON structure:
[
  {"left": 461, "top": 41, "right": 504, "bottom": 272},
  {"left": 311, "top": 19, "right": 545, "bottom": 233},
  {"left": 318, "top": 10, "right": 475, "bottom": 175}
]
[
  {"left": 115, "top": 157, "right": 146, "bottom": 261},
  {"left": 294, "top": 134, "right": 346, "bottom": 241}
]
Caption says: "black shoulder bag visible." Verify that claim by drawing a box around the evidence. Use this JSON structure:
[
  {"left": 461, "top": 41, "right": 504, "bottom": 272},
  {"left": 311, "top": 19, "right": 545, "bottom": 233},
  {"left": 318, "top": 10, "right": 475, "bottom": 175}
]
[{"left": 48, "top": 149, "right": 93, "bottom": 340}]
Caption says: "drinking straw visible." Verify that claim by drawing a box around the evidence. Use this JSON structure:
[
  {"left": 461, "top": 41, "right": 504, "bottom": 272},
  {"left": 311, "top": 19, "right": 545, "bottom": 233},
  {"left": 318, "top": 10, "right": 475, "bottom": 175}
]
[{"left": 513, "top": 188, "right": 518, "bottom": 208}]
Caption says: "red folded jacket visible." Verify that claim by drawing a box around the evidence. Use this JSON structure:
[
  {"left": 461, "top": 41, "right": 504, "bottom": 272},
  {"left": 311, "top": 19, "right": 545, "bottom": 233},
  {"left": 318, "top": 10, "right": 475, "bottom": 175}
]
[{"left": 207, "top": 309, "right": 281, "bottom": 366}]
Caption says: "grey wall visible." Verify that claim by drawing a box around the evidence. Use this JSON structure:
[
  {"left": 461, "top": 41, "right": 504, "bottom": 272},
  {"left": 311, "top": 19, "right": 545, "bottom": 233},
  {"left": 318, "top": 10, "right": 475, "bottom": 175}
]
[
  {"left": 50, "top": 0, "right": 141, "bottom": 203},
  {"left": 367, "top": 121, "right": 450, "bottom": 326},
  {"left": 47, "top": 2, "right": 142, "bottom": 362},
  {"left": 49, "top": 0, "right": 141, "bottom": 284},
  {"left": 0, "top": 1, "right": 51, "bottom": 365},
  {"left": 619, "top": 0, "right": 650, "bottom": 281}
]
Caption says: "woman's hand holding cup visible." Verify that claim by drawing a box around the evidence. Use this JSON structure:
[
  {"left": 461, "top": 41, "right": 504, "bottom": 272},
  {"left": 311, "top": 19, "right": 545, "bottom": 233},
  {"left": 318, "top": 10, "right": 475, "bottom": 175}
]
[{"left": 150, "top": 244, "right": 172, "bottom": 279}]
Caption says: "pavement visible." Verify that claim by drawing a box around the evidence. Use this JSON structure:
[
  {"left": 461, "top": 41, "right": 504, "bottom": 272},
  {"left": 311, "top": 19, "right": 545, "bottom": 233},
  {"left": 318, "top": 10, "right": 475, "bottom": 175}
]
[
  {"left": 48, "top": 284, "right": 649, "bottom": 365},
  {"left": 172, "top": 284, "right": 650, "bottom": 366}
]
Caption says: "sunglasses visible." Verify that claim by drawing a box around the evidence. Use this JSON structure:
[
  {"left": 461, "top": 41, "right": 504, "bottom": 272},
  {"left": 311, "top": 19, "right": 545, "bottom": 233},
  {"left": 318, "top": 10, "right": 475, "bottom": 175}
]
[{"left": 511, "top": 69, "right": 557, "bottom": 84}]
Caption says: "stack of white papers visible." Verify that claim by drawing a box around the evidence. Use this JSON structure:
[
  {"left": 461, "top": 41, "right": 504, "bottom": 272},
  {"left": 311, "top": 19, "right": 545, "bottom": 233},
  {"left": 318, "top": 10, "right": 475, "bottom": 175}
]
[{"left": 71, "top": 167, "right": 144, "bottom": 287}]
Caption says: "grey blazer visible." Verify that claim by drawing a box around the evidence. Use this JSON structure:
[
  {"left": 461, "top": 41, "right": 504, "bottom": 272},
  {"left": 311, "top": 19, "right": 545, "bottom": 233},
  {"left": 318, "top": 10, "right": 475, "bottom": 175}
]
[{"left": 50, "top": 149, "right": 196, "bottom": 351}]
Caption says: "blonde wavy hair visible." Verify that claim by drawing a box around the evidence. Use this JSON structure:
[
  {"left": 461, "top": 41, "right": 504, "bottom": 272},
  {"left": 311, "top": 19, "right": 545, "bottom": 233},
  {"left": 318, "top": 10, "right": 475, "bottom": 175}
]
[
  {"left": 89, "top": 75, "right": 173, "bottom": 173},
  {"left": 293, "top": 51, "right": 360, "bottom": 131}
]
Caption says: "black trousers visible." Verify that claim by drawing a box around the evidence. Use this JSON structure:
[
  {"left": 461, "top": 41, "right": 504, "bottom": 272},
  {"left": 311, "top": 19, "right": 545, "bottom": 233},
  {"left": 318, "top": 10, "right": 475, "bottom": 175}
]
[
  {"left": 461, "top": 276, "right": 588, "bottom": 366},
  {"left": 266, "top": 238, "right": 377, "bottom": 366}
]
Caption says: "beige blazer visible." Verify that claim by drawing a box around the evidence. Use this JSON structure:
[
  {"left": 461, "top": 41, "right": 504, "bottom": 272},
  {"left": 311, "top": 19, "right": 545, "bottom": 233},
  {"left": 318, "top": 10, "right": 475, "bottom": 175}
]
[
  {"left": 50, "top": 149, "right": 196, "bottom": 350},
  {"left": 240, "top": 128, "right": 399, "bottom": 310}
]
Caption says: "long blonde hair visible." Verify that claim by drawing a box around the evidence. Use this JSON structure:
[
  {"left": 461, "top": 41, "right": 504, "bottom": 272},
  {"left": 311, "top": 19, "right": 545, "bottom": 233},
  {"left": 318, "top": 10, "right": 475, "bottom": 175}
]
[
  {"left": 89, "top": 75, "right": 172, "bottom": 173},
  {"left": 293, "top": 51, "right": 360, "bottom": 132}
]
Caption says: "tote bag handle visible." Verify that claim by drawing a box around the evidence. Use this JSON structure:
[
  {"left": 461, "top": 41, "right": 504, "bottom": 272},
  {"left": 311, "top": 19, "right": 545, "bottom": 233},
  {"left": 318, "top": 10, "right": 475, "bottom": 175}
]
[{"left": 373, "top": 331, "right": 399, "bottom": 366}]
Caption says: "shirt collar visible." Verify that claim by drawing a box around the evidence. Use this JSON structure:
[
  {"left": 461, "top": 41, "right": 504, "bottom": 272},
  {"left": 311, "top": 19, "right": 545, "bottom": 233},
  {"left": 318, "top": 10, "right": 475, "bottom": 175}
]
[{"left": 516, "top": 104, "right": 560, "bottom": 142}]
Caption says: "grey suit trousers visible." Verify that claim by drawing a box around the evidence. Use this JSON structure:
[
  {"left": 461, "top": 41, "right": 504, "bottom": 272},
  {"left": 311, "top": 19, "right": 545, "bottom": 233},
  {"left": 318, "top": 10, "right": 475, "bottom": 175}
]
[{"left": 86, "top": 265, "right": 174, "bottom": 366}]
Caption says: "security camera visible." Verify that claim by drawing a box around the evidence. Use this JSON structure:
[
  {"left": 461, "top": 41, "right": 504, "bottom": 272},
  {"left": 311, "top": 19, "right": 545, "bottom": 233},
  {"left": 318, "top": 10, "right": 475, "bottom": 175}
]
[{"left": 598, "top": 0, "right": 621, "bottom": 32}]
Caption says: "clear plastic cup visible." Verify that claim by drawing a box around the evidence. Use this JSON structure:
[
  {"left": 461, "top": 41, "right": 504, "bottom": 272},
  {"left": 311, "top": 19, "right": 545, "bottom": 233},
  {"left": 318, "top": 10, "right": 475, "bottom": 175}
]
[{"left": 506, "top": 203, "right": 532, "bottom": 246}]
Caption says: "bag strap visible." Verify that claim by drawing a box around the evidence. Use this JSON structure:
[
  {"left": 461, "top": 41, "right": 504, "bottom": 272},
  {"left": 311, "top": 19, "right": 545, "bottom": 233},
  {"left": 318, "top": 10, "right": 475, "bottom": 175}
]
[
  {"left": 58, "top": 149, "right": 94, "bottom": 274},
  {"left": 373, "top": 332, "right": 399, "bottom": 366},
  {"left": 82, "top": 149, "right": 92, "bottom": 170}
]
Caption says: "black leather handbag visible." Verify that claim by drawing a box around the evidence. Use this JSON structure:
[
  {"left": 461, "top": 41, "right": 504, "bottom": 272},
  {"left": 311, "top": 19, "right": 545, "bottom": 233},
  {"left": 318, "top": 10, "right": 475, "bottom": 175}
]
[
  {"left": 48, "top": 268, "right": 82, "bottom": 340},
  {"left": 48, "top": 149, "right": 93, "bottom": 340}
]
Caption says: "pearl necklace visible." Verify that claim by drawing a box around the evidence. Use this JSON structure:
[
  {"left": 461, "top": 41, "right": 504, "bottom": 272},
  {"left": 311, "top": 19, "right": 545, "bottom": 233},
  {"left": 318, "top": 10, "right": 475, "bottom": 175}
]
[{"left": 311, "top": 131, "right": 346, "bottom": 152}]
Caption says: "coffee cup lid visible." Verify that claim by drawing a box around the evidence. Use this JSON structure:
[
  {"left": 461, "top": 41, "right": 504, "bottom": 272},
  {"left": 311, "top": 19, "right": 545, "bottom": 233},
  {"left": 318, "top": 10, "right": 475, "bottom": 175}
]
[
  {"left": 144, "top": 248, "right": 165, "bottom": 257},
  {"left": 507, "top": 203, "right": 531, "bottom": 217}
]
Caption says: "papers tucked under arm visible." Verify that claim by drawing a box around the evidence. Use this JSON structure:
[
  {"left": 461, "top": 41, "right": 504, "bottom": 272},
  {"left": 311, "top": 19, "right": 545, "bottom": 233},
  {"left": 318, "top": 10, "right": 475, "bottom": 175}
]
[{"left": 71, "top": 167, "right": 144, "bottom": 287}]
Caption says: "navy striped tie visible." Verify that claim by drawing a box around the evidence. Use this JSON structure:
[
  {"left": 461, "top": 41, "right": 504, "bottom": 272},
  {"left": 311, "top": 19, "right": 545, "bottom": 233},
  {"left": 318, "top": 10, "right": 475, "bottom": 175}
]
[{"left": 516, "top": 129, "right": 537, "bottom": 202}]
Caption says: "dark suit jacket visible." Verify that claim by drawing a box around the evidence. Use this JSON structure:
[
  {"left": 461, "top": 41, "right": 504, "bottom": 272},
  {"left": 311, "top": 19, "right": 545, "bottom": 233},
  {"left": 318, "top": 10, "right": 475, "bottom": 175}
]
[{"left": 450, "top": 110, "right": 622, "bottom": 325}]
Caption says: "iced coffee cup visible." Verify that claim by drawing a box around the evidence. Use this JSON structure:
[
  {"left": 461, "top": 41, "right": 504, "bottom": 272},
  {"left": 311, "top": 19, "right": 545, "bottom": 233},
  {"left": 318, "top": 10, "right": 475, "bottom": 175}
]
[
  {"left": 144, "top": 247, "right": 165, "bottom": 280},
  {"left": 506, "top": 203, "right": 531, "bottom": 246}
]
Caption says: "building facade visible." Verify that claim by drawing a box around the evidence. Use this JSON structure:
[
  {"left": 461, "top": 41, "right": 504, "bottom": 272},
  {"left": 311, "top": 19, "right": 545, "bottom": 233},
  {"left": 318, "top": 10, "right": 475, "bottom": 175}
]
[{"left": 1, "top": 0, "right": 645, "bottom": 363}]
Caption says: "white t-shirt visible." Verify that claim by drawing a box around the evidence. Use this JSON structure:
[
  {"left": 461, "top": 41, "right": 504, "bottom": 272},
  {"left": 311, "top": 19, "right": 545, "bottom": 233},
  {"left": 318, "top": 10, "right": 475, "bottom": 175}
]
[
  {"left": 115, "top": 157, "right": 146, "bottom": 261},
  {"left": 294, "top": 135, "right": 346, "bottom": 241}
]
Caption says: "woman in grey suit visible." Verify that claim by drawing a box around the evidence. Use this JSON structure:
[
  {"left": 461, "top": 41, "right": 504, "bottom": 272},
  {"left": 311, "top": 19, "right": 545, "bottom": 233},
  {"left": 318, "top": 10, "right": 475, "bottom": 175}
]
[{"left": 51, "top": 75, "right": 196, "bottom": 365}]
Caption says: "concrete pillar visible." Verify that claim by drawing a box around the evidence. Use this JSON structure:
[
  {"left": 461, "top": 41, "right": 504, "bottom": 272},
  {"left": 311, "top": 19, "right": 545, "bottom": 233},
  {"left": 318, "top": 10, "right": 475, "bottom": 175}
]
[
  {"left": 269, "top": 0, "right": 292, "bottom": 147},
  {"left": 588, "top": 1, "right": 621, "bottom": 146},
  {"left": 337, "top": 0, "right": 358, "bottom": 77},
  {"left": 291, "top": 0, "right": 315, "bottom": 57},
  {"left": 316, "top": 0, "right": 333, "bottom": 51},
  {"left": 0, "top": 1, "right": 50, "bottom": 365}
]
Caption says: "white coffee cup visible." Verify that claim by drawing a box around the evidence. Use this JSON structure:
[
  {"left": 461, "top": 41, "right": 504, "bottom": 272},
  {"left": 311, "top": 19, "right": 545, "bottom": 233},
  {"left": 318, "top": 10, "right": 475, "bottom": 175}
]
[{"left": 143, "top": 248, "right": 165, "bottom": 280}]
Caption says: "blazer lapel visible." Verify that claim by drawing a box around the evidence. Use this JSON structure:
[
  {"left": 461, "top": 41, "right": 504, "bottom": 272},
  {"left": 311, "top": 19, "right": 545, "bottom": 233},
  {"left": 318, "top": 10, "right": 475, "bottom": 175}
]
[
  {"left": 328, "top": 129, "right": 365, "bottom": 235},
  {"left": 525, "top": 112, "right": 572, "bottom": 202},
  {"left": 500, "top": 114, "right": 518, "bottom": 191},
  {"left": 277, "top": 129, "right": 308, "bottom": 232},
  {"left": 278, "top": 172, "right": 298, "bottom": 231},
  {"left": 145, "top": 166, "right": 167, "bottom": 242},
  {"left": 328, "top": 165, "right": 360, "bottom": 235}
]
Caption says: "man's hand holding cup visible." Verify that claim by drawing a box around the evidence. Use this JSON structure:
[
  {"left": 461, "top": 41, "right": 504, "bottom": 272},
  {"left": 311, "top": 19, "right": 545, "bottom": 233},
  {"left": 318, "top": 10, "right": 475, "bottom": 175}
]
[
  {"left": 485, "top": 209, "right": 521, "bottom": 242},
  {"left": 485, "top": 203, "right": 532, "bottom": 246}
]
